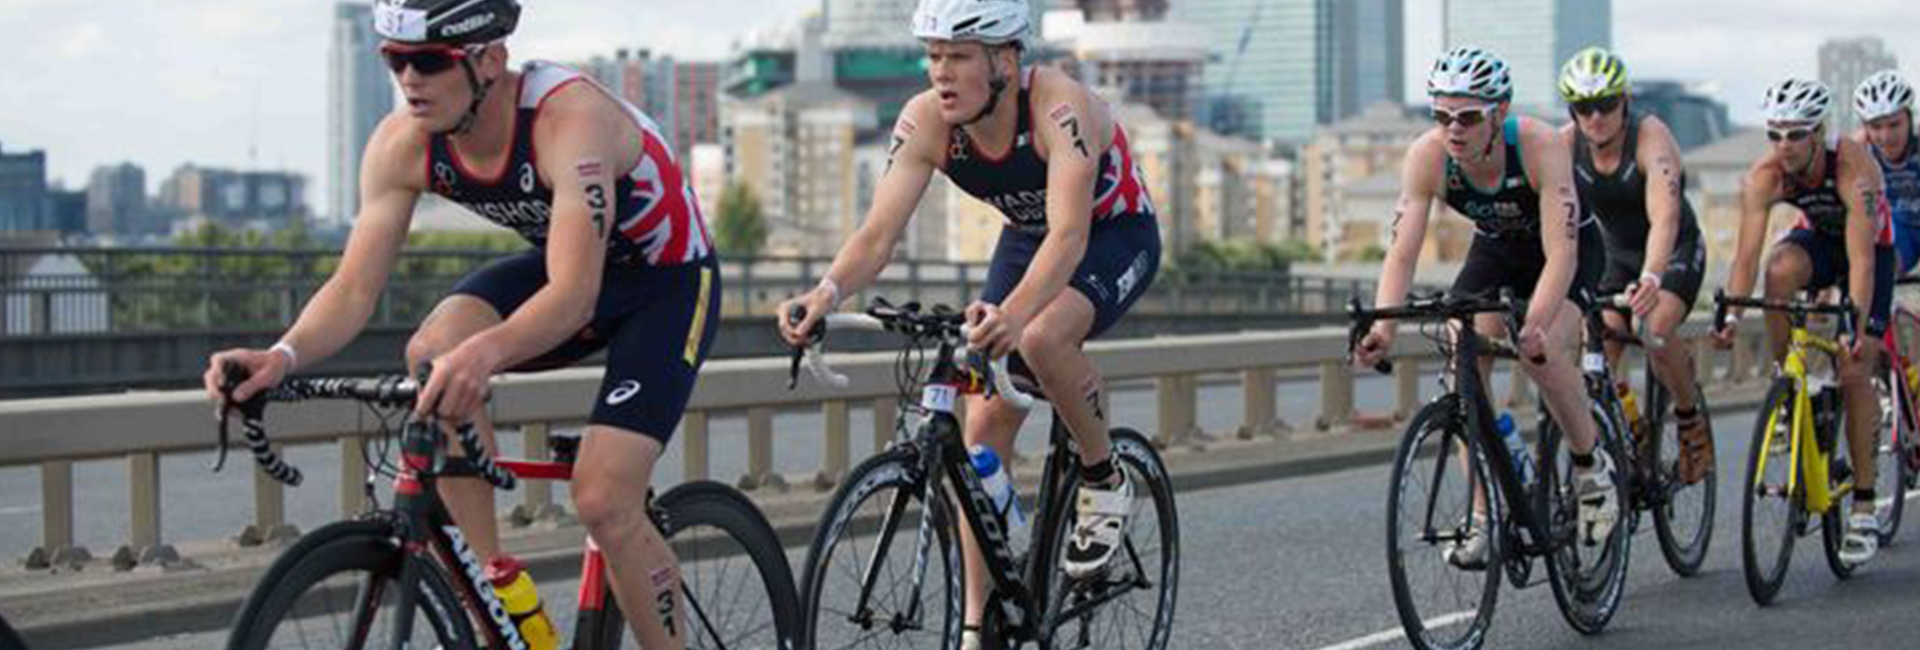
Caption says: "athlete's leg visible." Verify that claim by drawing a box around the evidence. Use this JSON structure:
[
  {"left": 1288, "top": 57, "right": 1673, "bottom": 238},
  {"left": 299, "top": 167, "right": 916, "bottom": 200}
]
[
  {"left": 573, "top": 428, "right": 686, "bottom": 649},
  {"left": 407, "top": 295, "right": 506, "bottom": 562}
]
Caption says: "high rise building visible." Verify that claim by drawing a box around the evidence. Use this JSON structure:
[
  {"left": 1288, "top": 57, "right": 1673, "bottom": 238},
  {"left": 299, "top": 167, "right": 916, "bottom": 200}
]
[
  {"left": 328, "top": 2, "right": 393, "bottom": 224},
  {"left": 1049, "top": 4, "right": 1210, "bottom": 122},
  {"left": 674, "top": 62, "right": 724, "bottom": 152},
  {"left": 1171, "top": 0, "right": 1331, "bottom": 144},
  {"left": 158, "top": 165, "right": 309, "bottom": 228},
  {"left": 1444, "top": 0, "right": 1610, "bottom": 112},
  {"left": 824, "top": 0, "right": 920, "bottom": 49},
  {"left": 86, "top": 163, "right": 148, "bottom": 235},
  {"left": 1332, "top": 0, "right": 1403, "bottom": 121},
  {"left": 0, "top": 142, "right": 49, "bottom": 232},
  {"left": 1820, "top": 36, "right": 1898, "bottom": 134},
  {"left": 720, "top": 83, "right": 878, "bottom": 257}
]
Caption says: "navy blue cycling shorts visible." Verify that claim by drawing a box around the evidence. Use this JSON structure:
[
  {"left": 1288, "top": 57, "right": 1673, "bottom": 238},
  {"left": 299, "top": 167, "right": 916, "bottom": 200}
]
[
  {"left": 979, "top": 214, "right": 1160, "bottom": 376},
  {"left": 1777, "top": 228, "right": 1893, "bottom": 336},
  {"left": 448, "top": 250, "right": 721, "bottom": 443}
]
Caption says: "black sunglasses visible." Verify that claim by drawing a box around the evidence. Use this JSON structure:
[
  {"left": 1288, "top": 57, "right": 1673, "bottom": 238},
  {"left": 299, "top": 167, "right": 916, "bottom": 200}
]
[
  {"left": 1571, "top": 96, "right": 1623, "bottom": 117},
  {"left": 1767, "top": 126, "right": 1816, "bottom": 143},
  {"left": 1432, "top": 105, "right": 1495, "bottom": 128},
  {"left": 380, "top": 44, "right": 471, "bottom": 76}
]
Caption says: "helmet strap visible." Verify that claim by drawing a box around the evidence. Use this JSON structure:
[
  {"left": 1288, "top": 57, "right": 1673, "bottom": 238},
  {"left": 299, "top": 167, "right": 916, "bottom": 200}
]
[
  {"left": 963, "top": 46, "right": 1011, "bottom": 126},
  {"left": 444, "top": 45, "right": 496, "bottom": 136}
]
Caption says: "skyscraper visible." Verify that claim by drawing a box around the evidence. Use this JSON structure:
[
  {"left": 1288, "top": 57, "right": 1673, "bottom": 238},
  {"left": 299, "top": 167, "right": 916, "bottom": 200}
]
[
  {"left": 0, "top": 142, "right": 49, "bottom": 232},
  {"left": 1444, "top": 0, "right": 1611, "bottom": 112},
  {"left": 329, "top": 2, "right": 393, "bottom": 224},
  {"left": 86, "top": 163, "right": 148, "bottom": 235},
  {"left": 1172, "top": 0, "right": 1333, "bottom": 144},
  {"left": 1820, "top": 37, "right": 1899, "bottom": 134},
  {"left": 1332, "top": 0, "right": 1403, "bottom": 121}
]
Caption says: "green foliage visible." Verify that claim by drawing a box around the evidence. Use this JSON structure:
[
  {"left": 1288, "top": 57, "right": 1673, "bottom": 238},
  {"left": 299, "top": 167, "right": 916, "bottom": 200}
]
[
  {"left": 714, "top": 182, "right": 768, "bottom": 258},
  {"left": 1172, "top": 239, "right": 1318, "bottom": 273}
]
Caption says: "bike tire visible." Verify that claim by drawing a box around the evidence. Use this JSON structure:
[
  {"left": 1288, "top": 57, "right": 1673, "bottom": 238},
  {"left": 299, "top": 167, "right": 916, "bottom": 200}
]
[
  {"left": 1540, "top": 400, "right": 1630, "bottom": 636},
  {"left": 1037, "top": 427, "right": 1180, "bottom": 650},
  {"left": 1649, "top": 381, "right": 1716, "bottom": 577},
  {"left": 1385, "top": 397, "right": 1500, "bottom": 650},
  {"left": 800, "top": 446, "right": 961, "bottom": 650},
  {"left": 1742, "top": 379, "right": 1800, "bottom": 606},
  {"left": 224, "top": 519, "right": 475, "bottom": 650},
  {"left": 586, "top": 480, "right": 801, "bottom": 650}
]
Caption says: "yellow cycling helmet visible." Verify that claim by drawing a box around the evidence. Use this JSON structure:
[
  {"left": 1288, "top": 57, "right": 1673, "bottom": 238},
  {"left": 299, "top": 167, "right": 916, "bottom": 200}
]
[{"left": 1558, "top": 47, "right": 1629, "bottom": 104}]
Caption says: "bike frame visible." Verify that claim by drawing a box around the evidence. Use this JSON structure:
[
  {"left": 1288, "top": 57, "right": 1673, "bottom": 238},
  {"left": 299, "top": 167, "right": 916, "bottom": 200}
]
[
  {"left": 1755, "top": 319, "right": 1851, "bottom": 516},
  {"left": 1440, "top": 313, "right": 1562, "bottom": 557}
]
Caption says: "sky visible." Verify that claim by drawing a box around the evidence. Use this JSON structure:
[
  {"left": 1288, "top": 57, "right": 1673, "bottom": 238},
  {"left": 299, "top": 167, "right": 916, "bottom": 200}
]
[{"left": 2, "top": 0, "right": 1918, "bottom": 204}]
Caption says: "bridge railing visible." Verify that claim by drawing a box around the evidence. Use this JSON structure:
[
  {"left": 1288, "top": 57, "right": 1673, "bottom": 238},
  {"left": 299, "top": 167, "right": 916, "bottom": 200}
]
[{"left": 0, "top": 318, "right": 1771, "bottom": 570}]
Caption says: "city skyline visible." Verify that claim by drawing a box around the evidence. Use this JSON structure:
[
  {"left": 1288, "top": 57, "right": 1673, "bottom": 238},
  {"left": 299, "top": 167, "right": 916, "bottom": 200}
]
[{"left": 4, "top": 0, "right": 1920, "bottom": 201}]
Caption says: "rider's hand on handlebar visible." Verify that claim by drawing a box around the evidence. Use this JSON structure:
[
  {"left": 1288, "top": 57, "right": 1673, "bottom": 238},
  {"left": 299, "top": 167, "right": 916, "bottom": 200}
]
[
  {"left": 965, "top": 301, "right": 1025, "bottom": 359},
  {"left": 1627, "top": 274, "right": 1661, "bottom": 316},
  {"left": 1711, "top": 314, "right": 1739, "bottom": 349},
  {"left": 1354, "top": 323, "right": 1394, "bottom": 369},
  {"left": 206, "top": 347, "right": 291, "bottom": 408},
  {"left": 415, "top": 342, "right": 498, "bottom": 423},
  {"left": 777, "top": 288, "right": 836, "bottom": 347}
]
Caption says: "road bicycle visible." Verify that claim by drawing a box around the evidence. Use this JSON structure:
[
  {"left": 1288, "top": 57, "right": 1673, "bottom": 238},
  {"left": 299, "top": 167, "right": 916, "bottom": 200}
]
[
  {"left": 1714, "top": 290, "right": 1876, "bottom": 605},
  {"left": 1585, "top": 293, "right": 1715, "bottom": 576},
  {"left": 1348, "top": 291, "right": 1630, "bottom": 650},
  {"left": 791, "top": 300, "right": 1179, "bottom": 650},
  {"left": 215, "top": 367, "right": 799, "bottom": 649},
  {"left": 1869, "top": 275, "right": 1920, "bottom": 542}
]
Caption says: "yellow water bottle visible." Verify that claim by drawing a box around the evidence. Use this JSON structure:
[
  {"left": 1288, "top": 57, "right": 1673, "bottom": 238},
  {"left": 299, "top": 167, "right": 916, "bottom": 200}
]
[
  {"left": 487, "top": 556, "right": 558, "bottom": 650},
  {"left": 1615, "top": 381, "right": 1644, "bottom": 441}
]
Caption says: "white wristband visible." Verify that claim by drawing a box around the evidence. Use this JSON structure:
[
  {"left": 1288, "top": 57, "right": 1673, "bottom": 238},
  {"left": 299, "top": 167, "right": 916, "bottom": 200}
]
[
  {"left": 817, "top": 277, "right": 842, "bottom": 306},
  {"left": 1638, "top": 271, "right": 1661, "bottom": 289},
  {"left": 269, "top": 341, "right": 299, "bottom": 370}
]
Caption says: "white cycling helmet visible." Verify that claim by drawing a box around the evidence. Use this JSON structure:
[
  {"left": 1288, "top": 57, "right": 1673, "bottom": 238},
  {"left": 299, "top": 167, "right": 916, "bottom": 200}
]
[
  {"left": 1854, "top": 70, "right": 1914, "bottom": 123},
  {"left": 1427, "top": 47, "right": 1513, "bottom": 102},
  {"left": 1762, "top": 77, "right": 1831, "bottom": 125},
  {"left": 911, "top": 0, "right": 1030, "bottom": 45}
]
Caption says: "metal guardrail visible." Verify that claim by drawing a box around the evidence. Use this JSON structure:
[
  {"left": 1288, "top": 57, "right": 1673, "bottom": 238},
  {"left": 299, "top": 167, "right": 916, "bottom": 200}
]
[{"left": 0, "top": 319, "right": 1771, "bottom": 571}]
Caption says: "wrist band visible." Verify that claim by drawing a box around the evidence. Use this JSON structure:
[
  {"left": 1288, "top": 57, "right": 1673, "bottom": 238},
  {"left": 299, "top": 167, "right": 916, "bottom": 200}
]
[
  {"left": 269, "top": 341, "right": 299, "bottom": 370},
  {"left": 817, "top": 277, "right": 842, "bottom": 306},
  {"left": 1638, "top": 271, "right": 1661, "bottom": 288}
]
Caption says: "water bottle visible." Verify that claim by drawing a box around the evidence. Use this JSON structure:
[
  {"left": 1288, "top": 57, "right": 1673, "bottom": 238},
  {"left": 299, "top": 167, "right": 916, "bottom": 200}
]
[
  {"left": 1615, "top": 381, "right": 1646, "bottom": 444},
  {"left": 1495, "top": 412, "right": 1535, "bottom": 487},
  {"left": 487, "top": 555, "right": 558, "bottom": 650},
  {"left": 969, "top": 445, "right": 1026, "bottom": 528}
]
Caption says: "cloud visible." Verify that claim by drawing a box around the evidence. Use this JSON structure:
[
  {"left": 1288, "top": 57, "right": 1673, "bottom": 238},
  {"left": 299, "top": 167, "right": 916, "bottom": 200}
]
[{"left": 56, "top": 22, "right": 106, "bottom": 59}]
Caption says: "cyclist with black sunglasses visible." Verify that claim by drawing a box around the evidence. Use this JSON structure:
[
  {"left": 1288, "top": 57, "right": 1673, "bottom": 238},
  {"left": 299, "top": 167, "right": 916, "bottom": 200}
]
[
  {"left": 1558, "top": 47, "right": 1714, "bottom": 485},
  {"left": 1717, "top": 77, "right": 1893, "bottom": 565},
  {"left": 1355, "top": 47, "right": 1617, "bottom": 569},
  {"left": 1853, "top": 71, "right": 1920, "bottom": 276},
  {"left": 204, "top": 1, "right": 721, "bottom": 648}
]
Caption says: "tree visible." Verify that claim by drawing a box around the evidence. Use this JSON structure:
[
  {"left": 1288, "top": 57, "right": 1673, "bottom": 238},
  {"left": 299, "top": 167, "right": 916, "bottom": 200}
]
[{"left": 714, "top": 181, "right": 768, "bottom": 258}]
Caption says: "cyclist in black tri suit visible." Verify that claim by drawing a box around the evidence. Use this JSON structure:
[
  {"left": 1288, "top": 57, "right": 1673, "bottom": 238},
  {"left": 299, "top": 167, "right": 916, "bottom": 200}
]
[
  {"left": 1557, "top": 47, "right": 1714, "bottom": 484},
  {"left": 776, "top": 1, "right": 1160, "bottom": 645},
  {"left": 205, "top": 2, "right": 719, "bottom": 646},
  {"left": 1717, "top": 77, "right": 1893, "bottom": 566},
  {"left": 1356, "top": 47, "right": 1618, "bottom": 569}
]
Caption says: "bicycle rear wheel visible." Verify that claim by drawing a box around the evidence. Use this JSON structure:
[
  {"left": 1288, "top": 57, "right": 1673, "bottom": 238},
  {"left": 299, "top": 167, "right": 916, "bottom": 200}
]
[
  {"left": 1540, "top": 401, "right": 1630, "bottom": 636},
  {"left": 801, "top": 447, "right": 961, "bottom": 650},
  {"left": 1039, "top": 427, "right": 1179, "bottom": 650},
  {"left": 586, "top": 480, "right": 800, "bottom": 650},
  {"left": 1385, "top": 397, "right": 1500, "bottom": 650},
  {"left": 1649, "top": 381, "right": 1715, "bottom": 577},
  {"left": 1874, "top": 367, "right": 1909, "bottom": 545},
  {"left": 224, "top": 519, "right": 475, "bottom": 650},
  {"left": 1742, "top": 379, "right": 1800, "bottom": 606}
]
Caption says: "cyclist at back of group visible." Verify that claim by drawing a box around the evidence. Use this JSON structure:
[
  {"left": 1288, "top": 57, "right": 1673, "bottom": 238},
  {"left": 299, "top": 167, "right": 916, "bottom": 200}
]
[
  {"left": 776, "top": 1, "right": 1161, "bottom": 646},
  {"left": 1854, "top": 70, "right": 1920, "bottom": 277},
  {"left": 1715, "top": 77, "right": 1892, "bottom": 565},
  {"left": 1354, "top": 47, "right": 1619, "bottom": 569},
  {"left": 1557, "top": 47, "right": 1713, "bottom": 485},
  {"left": 203, "top": 1, "right": 721, "bottom": 647}
]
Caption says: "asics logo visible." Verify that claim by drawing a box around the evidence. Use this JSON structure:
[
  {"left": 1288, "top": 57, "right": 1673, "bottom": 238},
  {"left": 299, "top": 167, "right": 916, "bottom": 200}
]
[{"left": 607, "top": 380, "right": 642, "bottom": 405}]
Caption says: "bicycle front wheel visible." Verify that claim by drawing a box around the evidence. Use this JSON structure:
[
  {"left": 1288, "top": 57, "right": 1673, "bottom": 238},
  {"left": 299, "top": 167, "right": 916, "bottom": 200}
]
[
  {"left": 1039, "top": 427, "right": 1179, "bottom": 650},
  {"left": 1539, "top": 399, "right": 1631, "bottom": 636},
  {"left": 225, "top": 519, "right": 475, "bottom": 650},
  {"left": 1649, "top": 381, "right": 1716, "bottom": 577},
  {"left": 1742, "top": 379, "right": 1800, "bottom": 606},
  {"left": 801, "top": 446, "right": 960, "bottom": 650},
  {"left": 587, "top": 480, "right": 801, "bottom": 650},
  {"left": 1873, "top": 367, "right": 1909, "bottom": 545},
  {"left": 1385, "top": 397, "right": 1500, "bottom": 650}
]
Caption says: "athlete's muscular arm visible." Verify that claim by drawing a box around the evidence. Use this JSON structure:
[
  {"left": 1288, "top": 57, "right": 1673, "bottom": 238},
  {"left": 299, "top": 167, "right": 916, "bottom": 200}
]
[
  {"left": 1354, "top": 132, "right": 1443, "bottom": 367},
  {"left": 1002, "top": 76, "right": 1105, "bottom": 320},
  {"left": 1840, "top": 138, "right": 1888, "bottom": 343},
  {"left": 460, "top": 86, "right": 627, "bottom": 370},
  {"left": 1639, "top": 117, "right": 1686, "bottom": 281},
  {"left": 777, "top": 95, "right": 941, "bottom": 345},
  {"left": 1727, "top": 159, "right": 1784, "bottom": 303},
  {"left": 1521, "top": 120, "right": 1581, "bottom": 332},
  {"left": 208, "top": 114, "right": 424, "bottom": 401}
]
